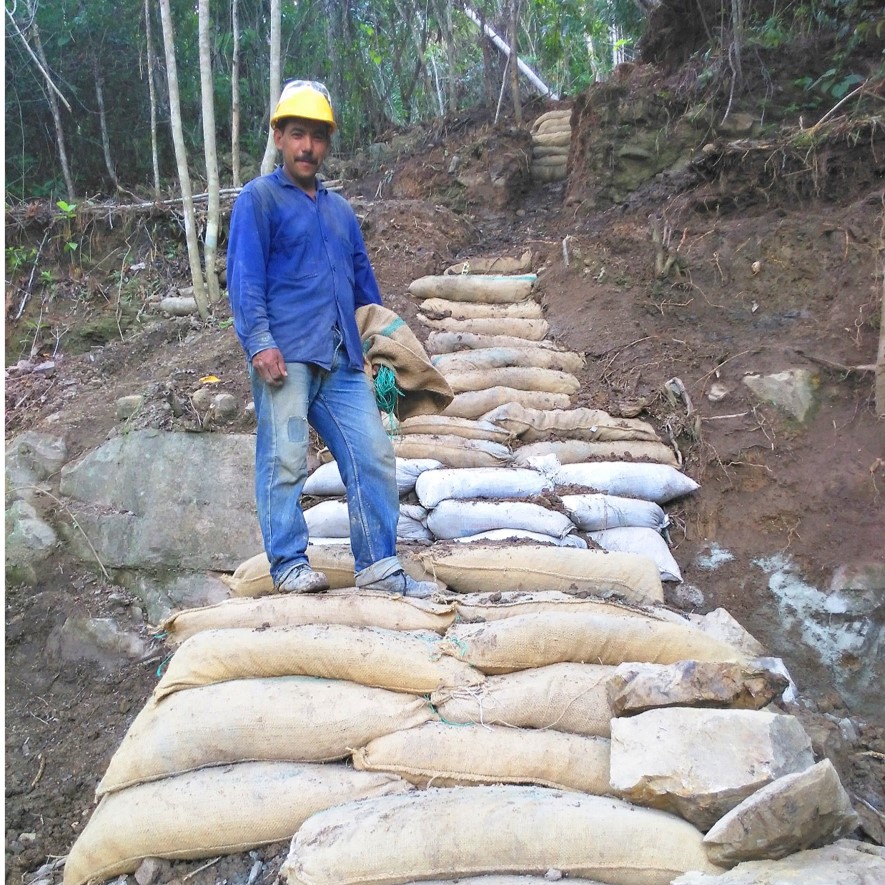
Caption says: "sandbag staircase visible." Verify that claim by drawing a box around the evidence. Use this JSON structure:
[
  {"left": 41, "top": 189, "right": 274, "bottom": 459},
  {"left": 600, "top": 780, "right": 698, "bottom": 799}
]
[
  {"left": 64, "top": 265, "right": 870, "bottom": 885},
  {"left": 530, "top": 107, "right": 572, "bottom": 183}
]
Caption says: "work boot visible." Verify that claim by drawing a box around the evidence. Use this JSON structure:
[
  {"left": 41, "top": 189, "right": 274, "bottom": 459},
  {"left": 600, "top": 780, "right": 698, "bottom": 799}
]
[
  {"left": 274, "top": 564, "right": 330, "bottom": 594},
  {"left": 360, "top": 569, "right": 437, "bottom": 599}
]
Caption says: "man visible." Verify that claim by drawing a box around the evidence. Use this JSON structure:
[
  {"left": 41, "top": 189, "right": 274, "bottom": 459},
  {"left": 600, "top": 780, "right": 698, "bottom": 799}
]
[{"left": 227, "top": 80, "right": 436, "bottom": 598}]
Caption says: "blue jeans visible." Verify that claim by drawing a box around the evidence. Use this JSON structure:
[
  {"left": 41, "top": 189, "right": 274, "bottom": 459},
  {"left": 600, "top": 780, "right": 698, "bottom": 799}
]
[{"left": 250, "top": 342, "right": 402, "bottom": 586}]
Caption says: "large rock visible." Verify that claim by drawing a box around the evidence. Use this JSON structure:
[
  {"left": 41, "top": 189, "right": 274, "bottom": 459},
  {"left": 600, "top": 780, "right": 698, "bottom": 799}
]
[
  {"left": 5, "top": 431, "right": 68, "bottom": 504},
  {"left": 688, "top": 608, "right": 766, "bottom": 657},
  {"left": 742, "top": 369, "right": 817, "bottom": 422},
  {"left": 59, "top": 429, "right": 261, "bottom": 571},
  {"left": 46, "top": 616, "right": 149, "bottom": 668},
  {"left": 113, "top": 569, "right": 232, "bottom": 625},
  {"left": 609, "top": 708, "right": 814, "bottom": 830},
  {"left": 606, "top": 661, "right": 788, "bottom": 716},
  {"left": 703, "top": 760, "right": 860, "bottom": 865},
  {"left": 5, "top": 500, "right": 58, "bottom": 584},
  {"left": 673, "top": 839, "right": 885, "bottom": 884}
]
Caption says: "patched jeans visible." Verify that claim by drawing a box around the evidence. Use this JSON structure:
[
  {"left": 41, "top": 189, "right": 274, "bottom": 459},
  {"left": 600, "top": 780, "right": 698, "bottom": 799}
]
[{"left": 249, "top": 345, "right": 402, "bottom": 587}]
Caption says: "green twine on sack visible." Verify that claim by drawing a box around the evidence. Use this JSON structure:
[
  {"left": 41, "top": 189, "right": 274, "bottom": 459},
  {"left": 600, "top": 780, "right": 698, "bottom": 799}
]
[{"left": 374, "top": 364, "right": 403, "bottom": 433}]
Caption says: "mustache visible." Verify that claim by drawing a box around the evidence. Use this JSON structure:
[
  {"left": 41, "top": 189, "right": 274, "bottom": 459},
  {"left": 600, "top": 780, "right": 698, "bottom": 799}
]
[{"left": 296, "top": 155, "right": 317, "bottom": 164}]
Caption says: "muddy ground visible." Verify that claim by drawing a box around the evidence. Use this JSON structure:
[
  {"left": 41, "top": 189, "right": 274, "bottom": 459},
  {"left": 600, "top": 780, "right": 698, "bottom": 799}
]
[{"left": 5, "top": 68, "right": 885, "bottom": 885}]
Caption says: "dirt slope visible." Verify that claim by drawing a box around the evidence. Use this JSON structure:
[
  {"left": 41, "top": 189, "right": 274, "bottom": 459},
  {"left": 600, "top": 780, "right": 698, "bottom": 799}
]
[{"left": 5, "top": 69, "right": 885, "bottom": 885}]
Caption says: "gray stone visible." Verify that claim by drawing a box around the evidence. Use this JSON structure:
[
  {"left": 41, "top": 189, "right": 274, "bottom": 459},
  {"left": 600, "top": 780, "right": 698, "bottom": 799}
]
[
  {"left": 157, "top": 296, "right": 198, "bottom": 315},
  {"left": 716, "top": 113, "right": 760, "bottom": 138},
  {"left": 742, "top": 369, "right": 818, "bottom": 422},
  {"left": 607, "top": 661, "right": 789, "bottom": 716},
  {"left": 116, "top": 395, "right": 145, "bottom": 420},
  {"left": 209, "top": 392, "right": 239, "bottom": 423},
  {"left": 190, "top": 387, "right": 215, "bottom": 412},
  {"left": 688, "top": 608, "right": 766, "bottom": 657},
  {"left": 5, "top": 500, "right": 58, "bottom": 583},
  {"left": 59, "top": 430, "right": 262, "bottom": 571},
  {"left": 703, "top": 760, "right": 860, "bottom": 865},
  {"left": 134, "top": 858, "right": 160, "bottom": 885},
  {"left": 5, "top": 431, "right": 68, "bottom": 504},
  {"left": 673, "top": 839, "right": 884, "bottom": 884},
  {"left": 46, "top": 616, "right": 149, "bottom": 668},
  {"left": 112, "top": 569, "right": 232, "bottom": 625},
  {"left": 609, "top": 708, "right": 815, "bottom": 830}
]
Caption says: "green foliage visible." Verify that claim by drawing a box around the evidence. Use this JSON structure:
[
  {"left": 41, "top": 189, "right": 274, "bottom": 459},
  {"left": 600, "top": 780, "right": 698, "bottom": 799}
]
[{"left": 5, "top": 245, "right": 38, "bottom": 275}]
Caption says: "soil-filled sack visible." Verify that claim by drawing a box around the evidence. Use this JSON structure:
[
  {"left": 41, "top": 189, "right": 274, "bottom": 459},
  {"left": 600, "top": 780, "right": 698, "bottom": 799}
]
[
  {"left": 304, "top": 500, "right": 431, "bottom": 541},
  {"left": 483, "top": 403, "right": 660, "bottom": 443},
  {"left": 432, "top": 345, "right": 585, "bottom": 375},
  {"left": 160, "top": 591, "right": 456, "bottom": 646},
  {"left": 532, "top": 155, "right": 571, "bottom": 168},
  {"left": 389, "top": 414, "right": 514, "bottom": 443},
  {"left": 426, "top": 499, "right": 575, "bottom": 541},
  {"left": 442, "top": 367, "right": 580, "bottom": 395},
  {"left": 439, "top": 612, "right": 746, "bottom": 674},
  {"left": 280, "top": 785, "right": 722, "bottom": 885},
  {"left": 562, "top": 493, "right": 669, "bottom": 532},
  {"left": 303, "top": 457, "right": 442, "bottom": 497},
  {"left": 153, "top": 623, "right": 484, "bottom": 700},
  {"left": 420, "top": 297, "right": 542, "bottom": 320},
  {"left": 533, "top": 144, "right": 571, "bottom": 159},
  {"left": 64, "top": 763, "right": 411, "bottom": 885},
  {"left": 409, "top": 274, "right": 536, "bottom": 303},
  {"left": 391, "top": 434, "right": 512, "bottom": 467},
  {"left": 427, "top": 330, "right": 563, "bottom": 354},
  {"left": 431, "top": 662, "right": 615, "bottom": 737},
  {"left": 418, "top": 316, "right": 549, "bottom": 341},
  {"left": 532, "top": 108, "right": 572, "bottom": 130},
  {"left": 591, "top": 526, "right": 683, "bottom": 583},
  {"left": 514, "top": 439, "right": 678, "bottom": 467},
  {"left": 97, "top": 677, "right": 435, "bottom": 795},
  {"left": 532, "top": 165, "right": 568, "bottom": 182},
  {"left": 415, "top": 466, "right": 552, "bottom": 508},
  {"left": 416, "top": 544, "right": 663, "bottom": 603},
  {"left": 451, "top": 529, "right": 587, "bottom": 548},
  {"left": 554, "top": 461, "right": 700, "bottom": 503},
  {"left": 444, "top": 388, "right": 571, "bottom": 420},
  {"left": 533, "top": 130, "right": 572, "bottom": 147},
  {"left": 352, "top": 721, "right": 611, "bottom": 793},
  {"left": 444, "top": 250, "right": 533, "bottom": 276}
]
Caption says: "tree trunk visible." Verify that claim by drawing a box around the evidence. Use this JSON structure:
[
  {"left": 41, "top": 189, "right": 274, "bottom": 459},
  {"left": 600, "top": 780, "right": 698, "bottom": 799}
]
[
  {"left": 143, "top": 0, "right": 161, "bottom": 194},
  {"left": 876, "top": 248, "right": 885, "bottom": 416},
  {"left": 442, "top": 0, "right": 457, "bottom": 113},
  {"left": 230, "top": 0, "right": 241, "bottom": 188},
  {"left": 158, "top": 0, "right": 209, "bottom": 319},
  {"left": 198, "top": 0, "right": 222, "bottom": 303},
  {"left": 508, "top": 0, "right": 522, "bottom": 126},
  {"left": 93, "top": 56, "right": 120, "bottom": 191},
  {"left": 260, "top": 0, "right": 281, "bottom": 176}
]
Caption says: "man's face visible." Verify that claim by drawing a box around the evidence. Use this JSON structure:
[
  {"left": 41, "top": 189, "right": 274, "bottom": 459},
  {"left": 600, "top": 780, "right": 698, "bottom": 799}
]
[{"left": 274, "top": 117, "right": 331, "bottom": 193}]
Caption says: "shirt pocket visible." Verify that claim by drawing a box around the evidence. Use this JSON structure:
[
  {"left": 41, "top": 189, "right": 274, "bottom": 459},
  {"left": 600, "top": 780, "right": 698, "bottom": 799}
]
[{"left": 271, "top": 234, "right": 319, "bottom": 280}]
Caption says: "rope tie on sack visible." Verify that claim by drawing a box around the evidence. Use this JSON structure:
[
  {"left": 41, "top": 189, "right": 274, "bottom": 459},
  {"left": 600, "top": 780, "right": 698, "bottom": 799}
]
[{"left": 373, "top": 364, "right": 403, "bottom": 434}]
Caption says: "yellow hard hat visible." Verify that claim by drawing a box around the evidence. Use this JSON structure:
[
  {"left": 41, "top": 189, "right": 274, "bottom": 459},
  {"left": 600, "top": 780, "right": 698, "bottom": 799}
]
[{"left": 271, "top": 80, "right": 336, "bottom": 132}]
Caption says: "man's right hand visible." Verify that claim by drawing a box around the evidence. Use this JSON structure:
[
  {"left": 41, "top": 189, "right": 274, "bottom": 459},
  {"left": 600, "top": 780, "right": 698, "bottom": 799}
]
[{"left": 252, "top": 348, "right": 288, "bottom": 386}]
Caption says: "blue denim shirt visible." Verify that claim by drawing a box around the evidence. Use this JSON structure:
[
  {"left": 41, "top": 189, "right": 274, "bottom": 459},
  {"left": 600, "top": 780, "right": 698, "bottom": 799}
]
[{"left": 227, "top": 167, "right": 383, "bottom": 370}]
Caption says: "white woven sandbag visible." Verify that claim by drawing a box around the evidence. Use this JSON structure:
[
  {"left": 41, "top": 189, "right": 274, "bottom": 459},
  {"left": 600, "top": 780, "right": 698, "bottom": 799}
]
[
  {"left": 64, "top": 763, "right": 412, "bottom": 885},
  {"left": 591, "top": 526, "right": 683, "bottom": 583},
  {"left": 432, "top": 346, "right": 585, "bottom": 374},
  {"left": 420, "top": 297, "right": 542, "bottom": 320},
  {"left": 514, "top": 439, "right": 678, "bottom": 467},
  {"left": 352, "top": 721, "right": 611, "bottom": 793},
  {"left": 562, "top": 493, "right": 668, "bottom": 532},
  {"left": 440, "top": 612, "right": 746, "bottom": 674},
  {"left": 555, "top": 461, "right": 700, "bottom": 503},
  {"left": 280, "top": 785, "right": 723, "bottom": 885},
  {"left": 391, "top": 414, "right": 513, "bottom": 444},
  {"left": 392, "top": 434, "right": 512, "bottom": 468},
  {"left": 445, "top": 388, "right": 572, "bottom": 420},
  {"left": 97, "top": 677, "right": 435, "bottom": 795},
  {"left": 303, "top": 458, "right": 443, "bottom": 497},
  {"left": 415, "top": 466, "right": 552, "bottom": 509},
  {"left": 153, "top": 623, "right": 484, "bottom": 700},
  {"left": 409, "top": 274, "right": 536, "bottom": 303},
  {"left": 427, "top": 330, "right": 562, "bottom": 354},
  {"left": 431, "top": 662, "right": 614, "bottom": 736},
  {"left": 416, "top": 544, "right": 663, "bottom": 603},
  {"left": 304, "top": 501, "right": 431, "bottom": 541},
  {"left": 418, "top": 316, "right": 550, "bottom": 341},
  {"left": 443, "top": 367, "right": 580, "bottom": 395},
  {"left": 451, "top": 529, "right": 587, "bottom": 548},
  {"left": 427, "top": 500, "right": 575, "bottom": 541}
]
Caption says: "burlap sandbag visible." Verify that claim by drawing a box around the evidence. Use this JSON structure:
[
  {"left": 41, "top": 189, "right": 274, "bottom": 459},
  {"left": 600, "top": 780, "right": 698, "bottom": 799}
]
[
  {"left": 160, "top": 592, "right": 456, "bottom": 645},
  {"left": 97, "top": 677, "right": 435, "bottom": 795},
  {"left": 444, "top": 388, "right": 572, "bottom": 420},
  {"left": 391, "top": 414, "right": 514, "bottom": 443},
  {"left": 426, "top": 500, "right": 575, "bottom": 541},
  {"left": 432, "top": 346, "right": 585, "bottom": 374},
  {"left": 532, "top": 108, "right": 572, "bottom": 130},
  {"left": 443, "top": 367, "right": 580, "bottom": 395},
  {"left": 513, "top": 439, "right": 678, "bottom": 467},
  {"left": 416, "top": 544, "right": 663, "bottom": 603},
  {"left": 356, "top": 303, "right": 453, "bottom": 419},
  {"left": 532, "top": 166, "right": 568, "bottom": 182},
  {"left": 280, "top": 785, "right": 723, "bottom": 885},
  {"left": 533, "top": 131, "right": 572, "bottom": 147},
  {"left": 427, "top": 330, "right": 562, "bottom": 354},
  {"left": 352, "top": 721, "right": 611, "bottom": 793},
  {"left": 591, "top": 526, "right": 683, "bottom": 583},
  {"left": 407, "top": 879, "right": 607, "bottom": 884},
  {"left": 439, "top": 612, "right": 747, "bottom": 674},
  {"left": 453, "top": 590, "right": 675, "bottom": 625},
  {"left": 64, "top": 763, "right": 412, "bottom": 885},
  {"left": 409, "top": 275, "right": 536, "bottom": 303},
  {"left": 483, "top": 402, "right": 660, "bottom": 443},
  {"left": 420, "top": 297, "right": 542, "bottom": 320},
  {"left": 431, "top": 662, "right": 615, "bottom": 736},
  {"left": 418, "top": 316, "right": 549, "bottom": 341},
  {"left": 554, "top": 461, "right": 700, "bottom": 503},
  {"left": 153, "top": 624, "right": 484, "bottom": 701},
  {"left": 532, "top": 144, "right": 571, "bottom": 159},
  {"left": 444, "top": 250, "right": 533, "bottom": 276},
  {"left": 392, "top": 434, "right": 512, "bottom": 467},
  {"left": 532, "top": 155, "right": 571, "bottom": 169}
]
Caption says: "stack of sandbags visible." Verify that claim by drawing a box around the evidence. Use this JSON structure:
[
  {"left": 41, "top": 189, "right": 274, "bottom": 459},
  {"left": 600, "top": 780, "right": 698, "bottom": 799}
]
[{"left": 531, "top": 107, "right": 572, "bottom": 183}]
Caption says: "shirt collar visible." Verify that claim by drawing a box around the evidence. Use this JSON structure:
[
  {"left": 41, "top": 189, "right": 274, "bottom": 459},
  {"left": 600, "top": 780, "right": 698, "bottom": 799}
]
[{"left": 272, "top": 165, "right": 327, "bottom": 195}]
